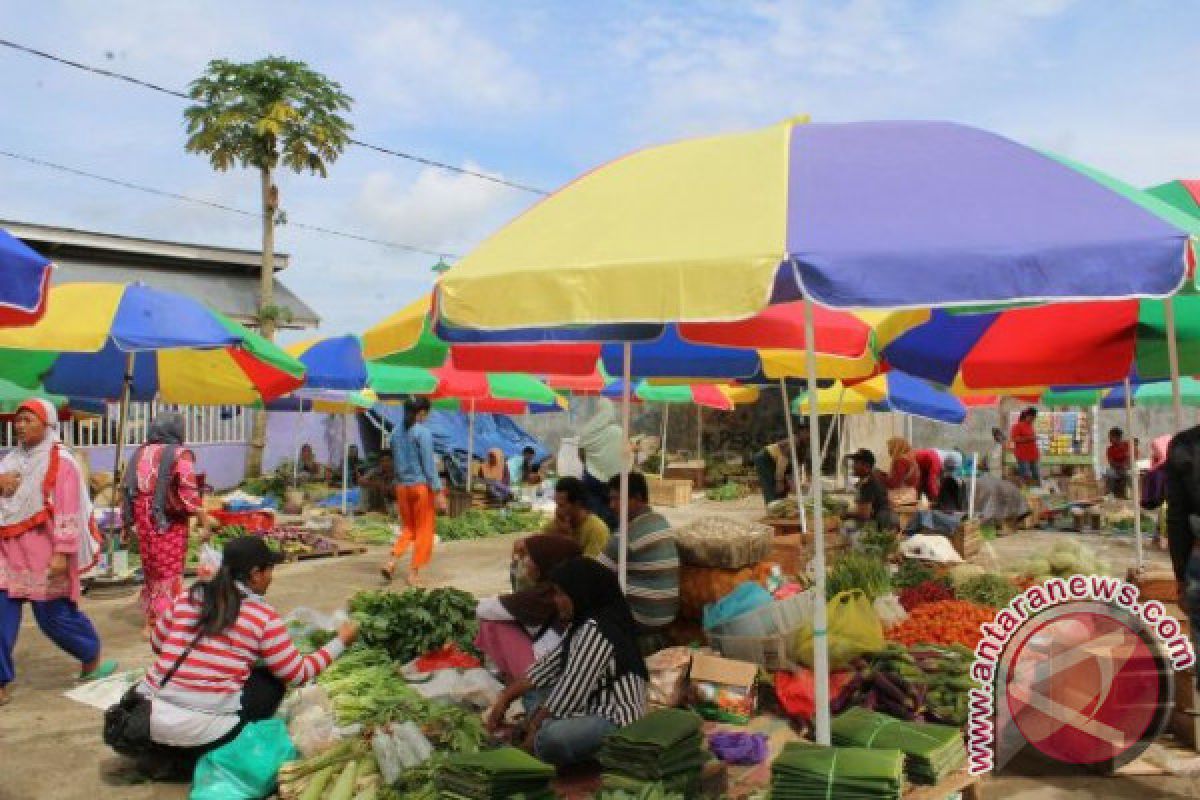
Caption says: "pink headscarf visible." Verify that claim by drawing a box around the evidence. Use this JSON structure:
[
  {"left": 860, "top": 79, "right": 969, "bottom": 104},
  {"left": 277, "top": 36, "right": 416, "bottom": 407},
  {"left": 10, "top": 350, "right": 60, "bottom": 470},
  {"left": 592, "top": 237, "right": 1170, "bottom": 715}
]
[{"left": 1150, "top": 435, "right": 1173, "bottom": 471}]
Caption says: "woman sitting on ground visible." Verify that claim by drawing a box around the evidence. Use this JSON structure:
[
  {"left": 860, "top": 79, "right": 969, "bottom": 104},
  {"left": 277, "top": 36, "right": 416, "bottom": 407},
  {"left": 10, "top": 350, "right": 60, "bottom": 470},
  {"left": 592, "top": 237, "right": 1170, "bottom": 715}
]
[
  {"left": 128, "top": 536, "right": 357, "bottom": 778},
  {"left": 480, "top": 448, "right": 513, "bottom": 503},
  {"left": 485, "top": 557, "right": 648, "bottom": 767},
  {"left": 475, "top": 534, "right": 582, "bottom": 682}
]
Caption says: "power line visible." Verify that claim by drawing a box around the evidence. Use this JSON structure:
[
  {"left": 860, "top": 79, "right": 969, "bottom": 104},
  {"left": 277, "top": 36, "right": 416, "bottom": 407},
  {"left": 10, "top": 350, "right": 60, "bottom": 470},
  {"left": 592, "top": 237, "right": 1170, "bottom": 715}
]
[
  {"left": 0, "top": 149, "right": 456, "bottom": 258},
  {"left": 0, "top": 38, "right": 550, "bottom": 195}
]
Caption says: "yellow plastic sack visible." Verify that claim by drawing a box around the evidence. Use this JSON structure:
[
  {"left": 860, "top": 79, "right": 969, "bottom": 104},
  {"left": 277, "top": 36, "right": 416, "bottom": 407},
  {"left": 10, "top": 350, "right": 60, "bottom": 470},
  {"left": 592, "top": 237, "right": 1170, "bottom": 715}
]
[{"left": 791, "top": 589, "right": 884, "bottom": 669}]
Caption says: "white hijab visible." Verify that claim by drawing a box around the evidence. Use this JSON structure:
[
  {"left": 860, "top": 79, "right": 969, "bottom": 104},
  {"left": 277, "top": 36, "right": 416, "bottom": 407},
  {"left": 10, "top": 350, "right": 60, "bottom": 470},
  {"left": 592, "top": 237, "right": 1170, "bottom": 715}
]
[
  {"left": 0, "top": 399, "right": 99, "bottom": 568},
  {"left": 578, "top": 398, "right": 627, "bottom": 482}
]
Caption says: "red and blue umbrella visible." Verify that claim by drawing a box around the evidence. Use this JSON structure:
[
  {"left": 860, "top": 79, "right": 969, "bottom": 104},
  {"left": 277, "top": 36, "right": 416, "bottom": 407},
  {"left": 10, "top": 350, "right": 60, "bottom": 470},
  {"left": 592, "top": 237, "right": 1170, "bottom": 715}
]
[{"left": 0, "top": 228, "right": 52, "bottom": 327}]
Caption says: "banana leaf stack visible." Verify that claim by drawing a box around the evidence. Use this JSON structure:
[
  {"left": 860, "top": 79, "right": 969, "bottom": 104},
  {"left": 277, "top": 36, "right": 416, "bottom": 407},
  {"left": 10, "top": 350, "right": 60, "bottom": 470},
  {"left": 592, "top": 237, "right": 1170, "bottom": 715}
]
[
  {"left": 770, "top": 741, "right": 904, "bottom": 800},
  {"left": 597, "top": 709, "right": 710, "bottom": 794},
  {"left": 831, "top": 708, "right": 967, "bottom": 784},
  {"left": 435, "top": 746, "right": 556, "bottom": 800}
]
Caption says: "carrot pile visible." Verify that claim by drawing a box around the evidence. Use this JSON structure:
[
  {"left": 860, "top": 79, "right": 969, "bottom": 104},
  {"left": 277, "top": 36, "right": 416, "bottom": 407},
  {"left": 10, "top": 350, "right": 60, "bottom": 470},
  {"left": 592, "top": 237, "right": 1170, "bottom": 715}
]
[{"left": 887, "top": 600, "right": 995, "bottom": 649}]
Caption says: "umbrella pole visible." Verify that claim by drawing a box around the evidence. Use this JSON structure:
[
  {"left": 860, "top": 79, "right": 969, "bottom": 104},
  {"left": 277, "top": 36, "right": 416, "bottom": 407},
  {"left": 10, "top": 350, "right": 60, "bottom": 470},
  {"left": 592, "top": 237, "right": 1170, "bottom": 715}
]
[
  {"left": 341, "top": 412, "right": 351, "bottom": 516},
  {"left": 660, "top": 403, "right": 669, "bottom": 479},
  {"left": 1165, "top": 297, "right": 1184, "bottom": 431},
  {"left": 109, "top": 351, "right": 136, "bottom": 576},
  {"left": 619, "top": 343, "right": 632, "bottom": 591},
  {"left": 1124, "top": 378, "right": 1144, "bottom": 568},
  {"left": 696, "top": 405, "right": 704, "bottom": 460},
  {"left": 1091, "top": 403, "right": 1101, "bottom": 481},
  {"left": 466, "top": 399, "right": 476, "bottom": 495},
  {"left": 779, "top": 379, "right": 806, "bottom": 535},
  {"left": 820, "top": 387, "right": 844, "bottom": 466},
  {"left": 968, "top": 452, "right": 978, "bottom": 519},
  {"left": 803, "top": 295, "right": 831, "bottom": 747}
]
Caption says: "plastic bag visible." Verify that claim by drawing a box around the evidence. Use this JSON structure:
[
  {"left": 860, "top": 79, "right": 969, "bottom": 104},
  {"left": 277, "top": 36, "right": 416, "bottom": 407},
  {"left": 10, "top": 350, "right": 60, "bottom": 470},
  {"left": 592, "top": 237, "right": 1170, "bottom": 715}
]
[
  {"left": 791, "top": 590, "right": 885, "bottom": 670},
  {"left": 702, "top": 581, "right": 773, "bottom": 631},
  {"left": 402, "top": 668, "right": 503, "bottom": 709},
  {"left": 372, "top": 721, "right": 434, "bottom": 785},
  {"left": 287, "top": 703, "right": 338, "bottom": 759},
  {"left": 190, "top": 719, "right": 297, "bottom": 800},
  {"left": 774, "top": 668, "right": 855, "bottom": 721},
  {"left": 644, "top": 646, "right": 693, "bottom": 708},
  {"left": 283, "top": 607, "right": 349, "bottom": 644},
  {"left": 556, "top": 437, "right": 583, "bottom": 479},
  {"left": 196, "top": 543, "right": 222, "bottom": 581}
]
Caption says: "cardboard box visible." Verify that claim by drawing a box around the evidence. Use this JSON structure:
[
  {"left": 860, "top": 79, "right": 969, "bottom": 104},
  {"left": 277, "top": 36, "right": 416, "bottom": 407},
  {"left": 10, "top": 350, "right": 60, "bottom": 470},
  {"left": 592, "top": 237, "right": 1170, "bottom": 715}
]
[
  {"left": 1126, "top": 567, "right": 1179, "bottom": 605},
  {"left": 647, "top": 476, "right": 694, "bottom": 507},
  {"left": 689, "top": 652, "right": 758, "bottom": 724}
]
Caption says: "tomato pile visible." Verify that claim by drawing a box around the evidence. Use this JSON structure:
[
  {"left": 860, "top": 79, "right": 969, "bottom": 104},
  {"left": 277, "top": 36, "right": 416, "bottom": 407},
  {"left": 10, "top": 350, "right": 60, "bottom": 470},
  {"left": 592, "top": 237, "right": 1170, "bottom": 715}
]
[
  {"left": 888, "top": 600, "right": 995, "bottom": 649},
  {"left": 897, "top": 580, "right": 954, "bottom": 611}
]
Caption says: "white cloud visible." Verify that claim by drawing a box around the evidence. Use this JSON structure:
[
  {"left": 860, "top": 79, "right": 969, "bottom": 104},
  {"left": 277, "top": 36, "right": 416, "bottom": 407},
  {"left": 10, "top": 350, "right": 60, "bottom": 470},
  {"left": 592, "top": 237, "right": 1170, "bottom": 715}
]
[
  {"left": 354, "top": 8, "right": 541, "bottom": 122},
  {"left": 352, "top": 163, "right": 526, "bottom": 254}
]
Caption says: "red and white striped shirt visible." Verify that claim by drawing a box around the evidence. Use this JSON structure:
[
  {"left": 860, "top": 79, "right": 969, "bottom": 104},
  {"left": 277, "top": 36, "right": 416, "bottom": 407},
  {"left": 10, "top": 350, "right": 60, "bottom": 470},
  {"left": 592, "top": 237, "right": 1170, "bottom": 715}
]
[{"left": 147, "top": 588, "right": 342, "bottom": 697}]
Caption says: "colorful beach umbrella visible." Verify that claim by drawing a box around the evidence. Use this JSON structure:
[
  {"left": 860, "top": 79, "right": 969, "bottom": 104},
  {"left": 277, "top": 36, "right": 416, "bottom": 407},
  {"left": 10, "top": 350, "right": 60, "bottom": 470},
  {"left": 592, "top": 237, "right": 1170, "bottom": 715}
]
[
  {"left": 1042, "top": 378, "right": 1200, "bottom": 410},
  {"left": 794, "top": 372, "right": 967, "bottom": 424},
  {"left": 0, "top": 283, "right": 304, "bottom": 404},
  {"left": 437, "top": 119, "right": 1196, "bottom": 329},
  {"left": 0, "top": 228, "right": 52, "bottom": 327}
]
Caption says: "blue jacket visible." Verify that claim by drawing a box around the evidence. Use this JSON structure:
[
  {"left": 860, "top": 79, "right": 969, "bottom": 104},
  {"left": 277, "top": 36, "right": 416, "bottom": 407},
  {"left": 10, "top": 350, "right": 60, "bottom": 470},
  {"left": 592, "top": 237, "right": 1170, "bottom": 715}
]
[{"left": 390, "top": 422, "right": 442, "bottom": 491}]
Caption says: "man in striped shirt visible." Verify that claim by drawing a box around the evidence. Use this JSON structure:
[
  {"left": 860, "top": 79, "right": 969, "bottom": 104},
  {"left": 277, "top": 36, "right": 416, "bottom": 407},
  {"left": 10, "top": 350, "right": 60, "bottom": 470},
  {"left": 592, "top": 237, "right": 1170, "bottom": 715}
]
[{"left": 598, "top": 472, "right": 679, "bottom": 634}]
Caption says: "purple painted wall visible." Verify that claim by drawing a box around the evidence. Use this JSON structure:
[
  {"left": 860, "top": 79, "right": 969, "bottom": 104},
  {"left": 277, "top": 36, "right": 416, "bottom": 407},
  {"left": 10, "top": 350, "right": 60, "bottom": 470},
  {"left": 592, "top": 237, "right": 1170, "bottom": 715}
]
[{"left": 78, "top": 443, "right": 248, "bottom": 490}]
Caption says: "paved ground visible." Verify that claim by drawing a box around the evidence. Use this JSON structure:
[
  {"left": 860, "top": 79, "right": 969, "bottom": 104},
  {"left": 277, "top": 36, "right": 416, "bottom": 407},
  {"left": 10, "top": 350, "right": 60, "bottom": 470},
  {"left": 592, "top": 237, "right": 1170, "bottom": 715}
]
[{"left": 0, "top": 503, "right": 1194, "bottom": 799}]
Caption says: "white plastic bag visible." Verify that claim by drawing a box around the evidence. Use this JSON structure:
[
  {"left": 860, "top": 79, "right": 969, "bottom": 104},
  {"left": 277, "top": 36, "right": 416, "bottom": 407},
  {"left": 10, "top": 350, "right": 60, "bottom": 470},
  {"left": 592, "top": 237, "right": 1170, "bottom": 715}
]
[
  {"left": 402, "top": 667, "right": 502, "bottom": 709},
  {"left": 288, "top": 704, "right": 338, "bottom": 758},
  {"left": 196, "top": 543, "right": 223, "bottom": 581},
  {"left": 899, "top": 533, "right": 963, "bottom": 563},
  {"left": 372, "top": 721, "right": 434, "bottom": 785}
]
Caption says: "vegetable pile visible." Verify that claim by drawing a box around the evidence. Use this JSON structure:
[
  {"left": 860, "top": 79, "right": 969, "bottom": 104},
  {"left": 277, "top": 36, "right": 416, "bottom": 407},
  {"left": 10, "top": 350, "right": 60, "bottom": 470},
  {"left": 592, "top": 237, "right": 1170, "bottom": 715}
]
[
  {"left": 344, "top": 515, "right": 397, "bottom": 546},
  {"left": 1012, "top": 539, "right": 1110, "bottom": 584},
  {"left": 705, "top": 482, "right": 751, "bottom": 502},
  {"left": 872, "top": 643, "right": 974, "bottom": 727},
  {"left": 277, "top": 738, "right": 381, "bottom": 800},
  {"left": 897, "top": 581, "right": 954, "bottom": 612},
  {"left": 349, "top": 589, "right": 478, "bottom": 664},
  {"left": 825, "top": 551, "right": 891, "bottom": 601},
  {"left": 888, "top": 600, "right": 995, "bottom": 649},
  {"left": 435, "top": 509, "right": 547, "bottom": 542}
]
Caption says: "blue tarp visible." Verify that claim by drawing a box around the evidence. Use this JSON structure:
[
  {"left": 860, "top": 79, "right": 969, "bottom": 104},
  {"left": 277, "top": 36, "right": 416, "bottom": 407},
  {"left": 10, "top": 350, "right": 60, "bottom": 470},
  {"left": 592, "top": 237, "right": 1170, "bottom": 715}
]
[{"left": 371, "top": 406, "right": 548, "bottom": 461}]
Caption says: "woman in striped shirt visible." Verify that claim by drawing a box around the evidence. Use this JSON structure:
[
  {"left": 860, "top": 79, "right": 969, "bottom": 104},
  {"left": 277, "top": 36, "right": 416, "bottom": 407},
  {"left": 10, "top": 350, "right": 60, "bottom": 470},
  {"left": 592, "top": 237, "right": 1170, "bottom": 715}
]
[
  {"left": 485, "top": 557, "right": 647, "bottom": 767},
  {"left": 131, "top": 536, "right": 357, "bottom": 777}
]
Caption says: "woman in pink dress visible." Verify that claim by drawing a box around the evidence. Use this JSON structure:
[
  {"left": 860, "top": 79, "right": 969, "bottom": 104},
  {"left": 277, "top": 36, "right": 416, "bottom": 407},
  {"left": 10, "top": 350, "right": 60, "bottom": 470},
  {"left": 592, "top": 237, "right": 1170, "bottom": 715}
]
[
  {"left": 123, "top": 413, "right": 208, "bottom": 638},
  {"left": 0, "top": 398, "right": 112, "bottom": 705}
]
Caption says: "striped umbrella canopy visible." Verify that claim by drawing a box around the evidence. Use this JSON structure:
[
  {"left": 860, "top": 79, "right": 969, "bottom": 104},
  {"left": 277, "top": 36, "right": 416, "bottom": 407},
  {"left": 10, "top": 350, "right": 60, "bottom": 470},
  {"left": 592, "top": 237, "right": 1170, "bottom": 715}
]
[
  {"left": 882, "top": 293, "right": 1200, "bottom": 393},
  {"left": 0, "top": 377, "right": 67, "bottom": 414},
  {"left": 436, "top": 118, "right": 1196, "bottom": 330},
  {"left": 0, "top": 283, "right": 304, "bottom": 404},
  {"left": 598, "top": 379, "right": 747, "bottom": 411},
  {"left": 794, "top": 371, "right": 967, "bottom": 424},
  {"left": 1042, "top": 378, "right": 1200, "bottom": 409},
  {"left": 0, "top": 228, "right": 52, "bottom": 327},
  {"left": 1148, "top": 179, "right": 1200, "bottom": 218}
]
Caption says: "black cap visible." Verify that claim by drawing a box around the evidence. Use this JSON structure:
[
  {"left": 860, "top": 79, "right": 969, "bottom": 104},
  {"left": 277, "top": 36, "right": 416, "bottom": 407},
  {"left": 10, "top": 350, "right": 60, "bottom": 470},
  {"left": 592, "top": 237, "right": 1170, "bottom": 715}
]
[
  {"left": 223, "top": 535, "right": 285, "bottom": 576},
  {"left": 847, "top": 448, "right": 876, "bottom": 467}
]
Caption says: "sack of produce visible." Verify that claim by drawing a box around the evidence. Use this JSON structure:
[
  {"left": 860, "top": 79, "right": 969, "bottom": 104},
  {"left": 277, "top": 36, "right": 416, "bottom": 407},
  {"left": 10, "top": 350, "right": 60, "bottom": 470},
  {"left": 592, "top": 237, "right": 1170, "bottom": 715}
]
[
  {"left": 679, "top": 562, "right": 774, "bottom": 621},
  {"left": 792, "top": 590, "right": 885, "bottom": 669},
  {"left": 674, "top": 515, "right": 772, "bottom": 569},
  {"left": 645, "top": 646, "right": 695, "bottom": 708}
]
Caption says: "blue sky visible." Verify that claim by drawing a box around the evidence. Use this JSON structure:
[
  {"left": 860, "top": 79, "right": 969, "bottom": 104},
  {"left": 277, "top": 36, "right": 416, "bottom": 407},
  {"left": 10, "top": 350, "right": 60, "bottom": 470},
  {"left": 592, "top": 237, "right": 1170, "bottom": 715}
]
[{"left": 2, "top": 1, "right": 1198, "bottom": 342}]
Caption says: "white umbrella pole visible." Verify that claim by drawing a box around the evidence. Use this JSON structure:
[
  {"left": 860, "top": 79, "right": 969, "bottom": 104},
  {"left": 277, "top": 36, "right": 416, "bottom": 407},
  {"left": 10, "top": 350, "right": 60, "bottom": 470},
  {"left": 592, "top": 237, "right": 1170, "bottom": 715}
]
[
  {"left": 465, "top": 399, "right": 476, "bottom": 495},
  {"left": 820, "top": 387, "right": 844, "bottom": 466},
  {"left": 968, "top": 452, "right": 978, "bottom": 519},
  {"left": 109, "top": 351, "right": 136, "bottom": 575},
  {"left": 1091, "top": 403, "right": 1101, "bottom": 481},
  {"left": 780, "top": 379, "right": 806, "bottom": 535},
  {"left": 1165, "top": 297, "right": 1184, "bottom": 430},
  {"left": 619, "top": 343, "right": 632, "bottom": 591},
  {"left": 293, "top": 407, "right": 307, "bottom": 488},
  {"left": 803, "top": 295, "right": 832, "bottom": 746},
  {"left": 1124, "top": 379, "right": 1144, "bottom": 568},
  {"left": 341, "top": 412, "right": 350, "bottom": 515},
  {"left": 660, "top": 403, "right": 669, "bottom": 479},
  {"left": 696, "top": 405, "right": 704, "bottom": 460}
]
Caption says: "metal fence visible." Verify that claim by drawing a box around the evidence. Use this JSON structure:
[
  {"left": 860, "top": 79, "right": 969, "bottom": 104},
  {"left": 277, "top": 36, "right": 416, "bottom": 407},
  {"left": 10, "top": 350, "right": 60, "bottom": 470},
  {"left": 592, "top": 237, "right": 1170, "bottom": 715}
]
[{"left": 0, "top": 402, "right": 251, "bottom": 449}]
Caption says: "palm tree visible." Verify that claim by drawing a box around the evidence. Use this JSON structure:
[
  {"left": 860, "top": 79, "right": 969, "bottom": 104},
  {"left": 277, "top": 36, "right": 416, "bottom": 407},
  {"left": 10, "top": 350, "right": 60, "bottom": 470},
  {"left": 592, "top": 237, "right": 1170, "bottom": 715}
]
[{"left": 184, "top": 57, "right": 353, "bottom": 476}]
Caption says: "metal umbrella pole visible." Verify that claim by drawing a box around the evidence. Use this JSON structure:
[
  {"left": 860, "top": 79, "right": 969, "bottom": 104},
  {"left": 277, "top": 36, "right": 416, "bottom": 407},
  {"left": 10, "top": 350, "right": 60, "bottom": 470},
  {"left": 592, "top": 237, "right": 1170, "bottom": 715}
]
[
  {"left": 1165, "top": 297, "right": 1184, "bottom": 431},
  {"left": 780, "top": 379, "right": 806, "bottom": 535},
  {"left": 618, "top": 343, "right": 633, "bottom": 590},
  {"left": 1124, "top": 379, "right": 1144, "bottom": 568},
  {"left": 803, "top": 293, "right": 832, "bottom": 746},
  {"left": 465, "top": 398, "right": 476, "bottom": 495},
  {"left": 106, "top": 351, "right": 137, "bottom": 577},
  {"left": 341, "top": 412, "right": 351, "bottom": 515},
  {"left": 660, "top": 403, "right": 669, "bottom": 479}
]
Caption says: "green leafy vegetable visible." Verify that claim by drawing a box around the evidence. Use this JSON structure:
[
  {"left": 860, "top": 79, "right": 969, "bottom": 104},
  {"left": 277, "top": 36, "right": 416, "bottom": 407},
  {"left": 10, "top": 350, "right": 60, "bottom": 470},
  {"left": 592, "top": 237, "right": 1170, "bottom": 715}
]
[
  {"left": 826, "top": 551, "right": 892, "bottom": 600},
  {"left": 349, "top": 588, "right": 478, "bottom": 663},
  {"left": 435, "top": 509, "right": 547, "bottom": 542}
]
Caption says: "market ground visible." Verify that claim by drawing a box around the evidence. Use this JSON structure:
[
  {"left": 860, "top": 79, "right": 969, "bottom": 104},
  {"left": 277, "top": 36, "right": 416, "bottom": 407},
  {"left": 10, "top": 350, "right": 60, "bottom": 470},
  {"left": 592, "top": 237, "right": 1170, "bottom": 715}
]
[{"left": 1, "top": 502, "right": 1197, "bottom": 800}]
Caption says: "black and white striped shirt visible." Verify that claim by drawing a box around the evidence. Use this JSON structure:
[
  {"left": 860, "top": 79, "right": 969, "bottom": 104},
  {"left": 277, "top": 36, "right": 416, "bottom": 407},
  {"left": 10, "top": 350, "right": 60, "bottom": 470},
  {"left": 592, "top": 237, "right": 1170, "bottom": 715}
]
[{"left": 526, "top": 619, "right": 647, "bottom": 727}]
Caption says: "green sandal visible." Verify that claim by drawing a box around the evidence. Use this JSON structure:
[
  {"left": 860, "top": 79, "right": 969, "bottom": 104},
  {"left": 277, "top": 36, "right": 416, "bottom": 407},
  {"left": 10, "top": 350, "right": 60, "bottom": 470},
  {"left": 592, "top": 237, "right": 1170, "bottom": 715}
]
[{"left": 79, "top": 659, "right": 118, "bottom": 682}]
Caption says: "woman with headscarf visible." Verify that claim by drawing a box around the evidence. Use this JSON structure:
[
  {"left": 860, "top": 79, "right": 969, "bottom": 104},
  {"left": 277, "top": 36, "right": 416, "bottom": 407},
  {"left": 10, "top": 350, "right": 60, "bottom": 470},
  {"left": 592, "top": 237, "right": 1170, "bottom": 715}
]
[
  {"left": 480, "top": 448, "right": 512, "bottom": 503},
  {"left": 0, "top": 398, "right": 111, "bottom": 705},
  {"left": 578, "top": 399, "right": 626, "bottom": 530},
  {"left": 485, "top": 557, "right": 648, "bottom": 766},
  {"left": 913, "top": 448, "right": 944, "bottom": 504},
  {"left": 475, "top": 534, "right": 582, "bottom": 682},
  {"left": 124, "top": 412, "right": 210, "bottom": 637},
  {"left": 884, "top": 437, "right": 920, "bottom": 492}
]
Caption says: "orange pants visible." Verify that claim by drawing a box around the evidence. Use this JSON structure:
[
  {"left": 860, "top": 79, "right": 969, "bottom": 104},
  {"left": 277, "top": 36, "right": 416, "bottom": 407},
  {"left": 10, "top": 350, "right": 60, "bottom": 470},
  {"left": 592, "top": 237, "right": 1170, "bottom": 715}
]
[{"left": 392, "top": 485, "right": 436, "bottom": 570}]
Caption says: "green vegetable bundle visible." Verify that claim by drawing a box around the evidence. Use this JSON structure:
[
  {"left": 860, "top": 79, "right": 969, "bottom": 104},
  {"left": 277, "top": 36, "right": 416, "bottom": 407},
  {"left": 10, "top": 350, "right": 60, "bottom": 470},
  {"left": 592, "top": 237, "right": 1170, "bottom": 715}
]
[
  {"left": 832, "top": 708, "right": 966, "bottom": 784},
  {"left": 349, "top": 588, "right": 478, "bottom": 664},
  {"left": 436, "top": 510, "right": 548, "bottom": 542},
  {"left": 826, "top": 552, "right": 891, "bottom": 601},
  {"left": 955, "top": 573, "right": 1018, "bottom": 608},
  {"left": 705, "top": 482, "right": 749, "bottom": 502}
]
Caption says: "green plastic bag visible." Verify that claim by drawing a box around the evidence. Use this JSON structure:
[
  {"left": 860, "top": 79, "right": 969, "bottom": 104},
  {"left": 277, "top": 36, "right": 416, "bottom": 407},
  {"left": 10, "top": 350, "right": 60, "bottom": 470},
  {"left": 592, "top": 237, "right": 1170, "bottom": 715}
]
[
  {"left": 791, "top": 589, "right": 884, "bottom": 669},
  {"left": 190, "top": 719, "right": 297, "bottom": 800}
]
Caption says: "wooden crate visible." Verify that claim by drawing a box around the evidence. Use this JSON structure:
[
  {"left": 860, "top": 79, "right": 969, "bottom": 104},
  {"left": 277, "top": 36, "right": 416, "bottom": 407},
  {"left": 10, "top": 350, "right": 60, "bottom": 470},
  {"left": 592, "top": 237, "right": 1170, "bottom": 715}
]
[
  {"left": 665, "top": 460, "right": 707, "bottom": 490},
  {"left": 647, "top": 476, "right": 694, "bottom": 507},
  {"left": 1172, "top": 669, "right": 1200, "bottom": 751},
  {"left": 1126, "top": 567, "right": 1179, "bottom": 605},
  {"left": 769, "top": 532, "right": 846, "bottom": 576},
  {"left": 952, "top": 519, "right": 983, "bottom": 561}
]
